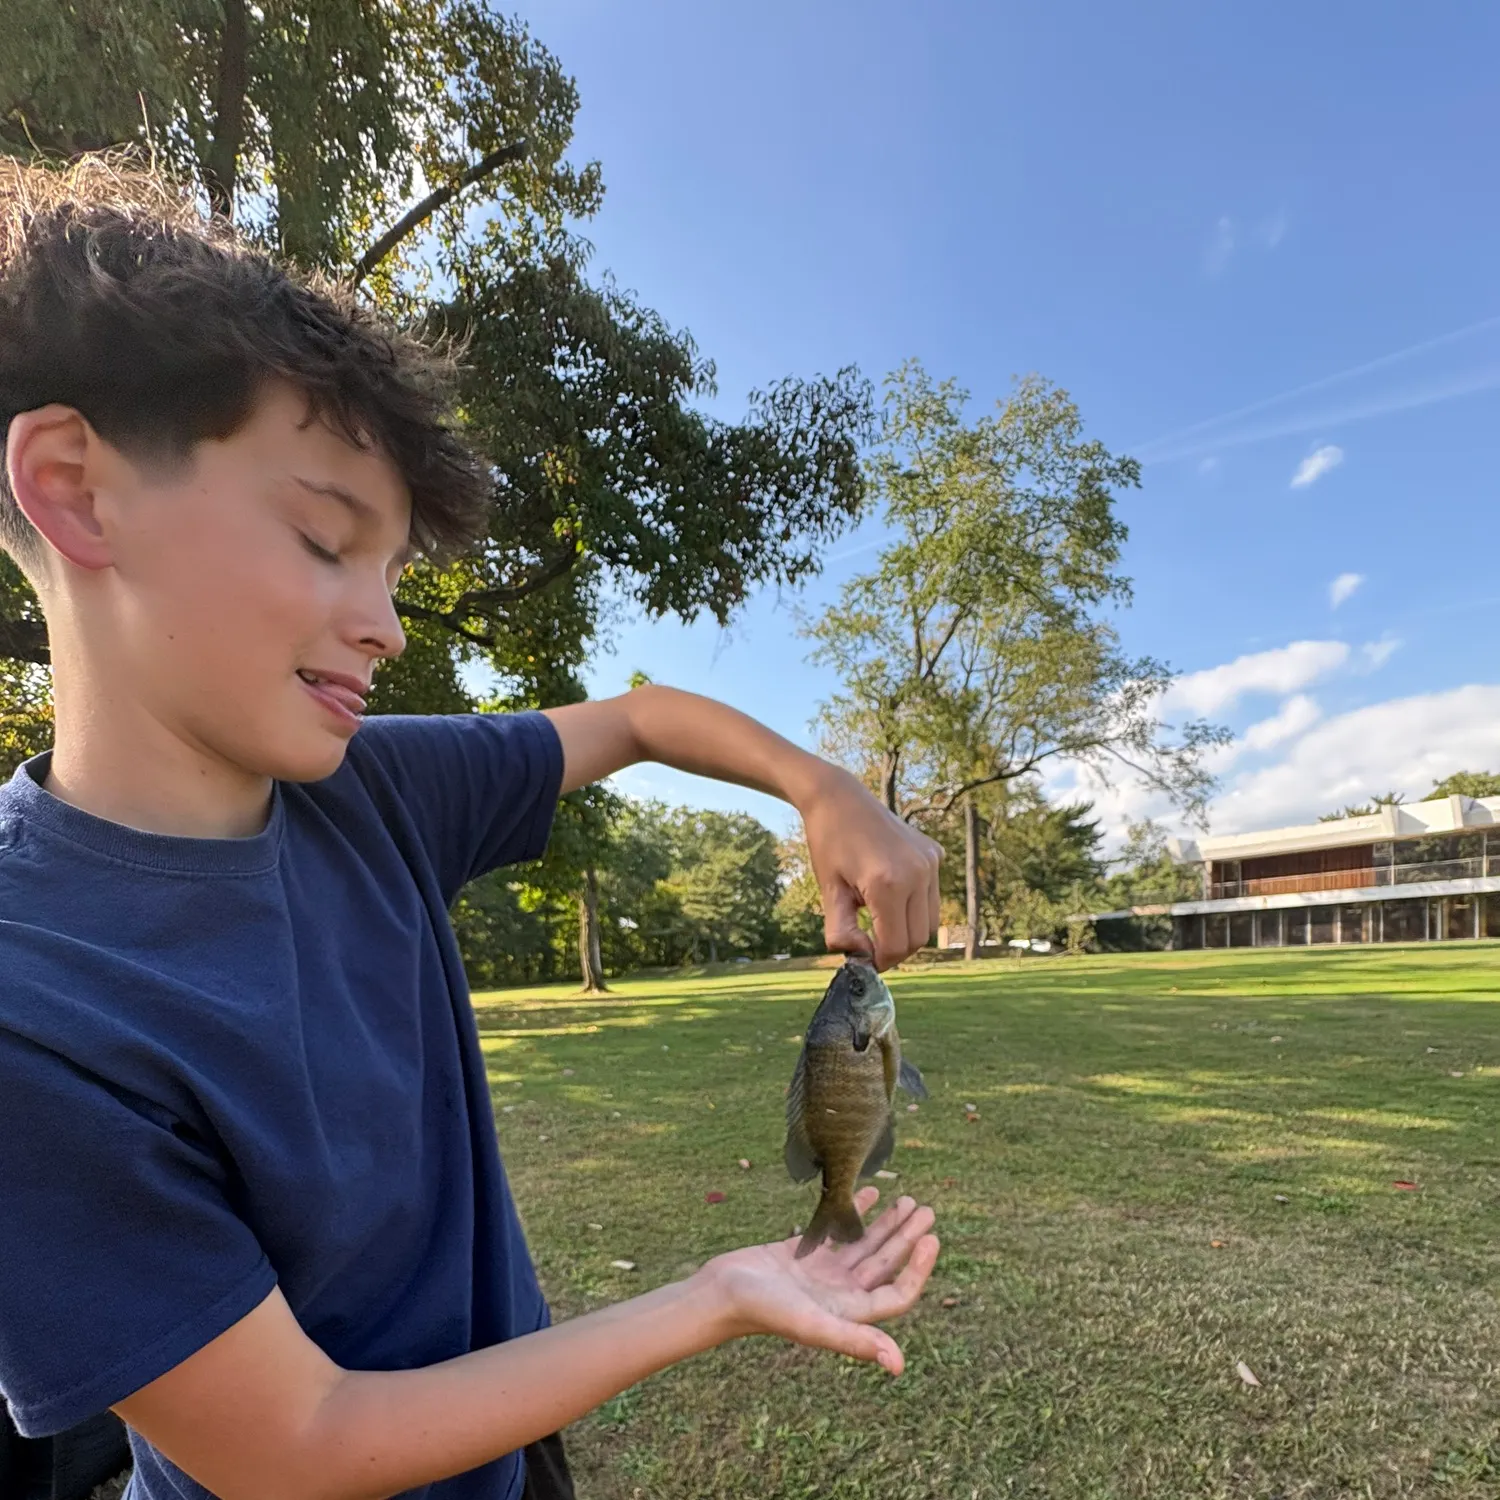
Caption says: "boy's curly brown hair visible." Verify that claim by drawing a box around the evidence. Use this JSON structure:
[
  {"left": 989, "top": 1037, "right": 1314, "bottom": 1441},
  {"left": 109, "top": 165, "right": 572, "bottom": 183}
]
[{"left": 0, "top": 152, "right": 490, "bottom": 574}]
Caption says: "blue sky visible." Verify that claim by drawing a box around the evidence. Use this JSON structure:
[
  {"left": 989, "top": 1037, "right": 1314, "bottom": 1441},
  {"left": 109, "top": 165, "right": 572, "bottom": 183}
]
[{"left": 504, "top": 1, "right": 1500, "bottom": 841}]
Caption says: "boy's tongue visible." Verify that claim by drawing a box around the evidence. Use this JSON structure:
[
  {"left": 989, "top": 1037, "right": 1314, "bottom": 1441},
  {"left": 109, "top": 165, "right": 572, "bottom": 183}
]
[{"left": 300, "top": 671, "right": 365, "bottom": 716}]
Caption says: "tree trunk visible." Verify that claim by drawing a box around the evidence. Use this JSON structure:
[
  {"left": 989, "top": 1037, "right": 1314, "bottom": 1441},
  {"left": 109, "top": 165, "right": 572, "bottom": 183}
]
[
  {"left": 708, "top": 935, "right": 718, "bottom": 965},
  {"left": 204, "top": 0, "right": 250, "bottom": 220},
  {"left": 578, "top": 868, "right": 607, "bottom": 993},
  {"left": 964, "top": 792, "right": 981, "bottom": 960},
  {"left": 881, "top": 749, "right": 900, "bottom": 815}
]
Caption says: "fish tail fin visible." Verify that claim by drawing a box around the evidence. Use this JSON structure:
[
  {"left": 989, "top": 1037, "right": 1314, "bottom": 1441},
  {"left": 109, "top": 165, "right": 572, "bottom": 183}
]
[{"left": 795, "top": 1187, "right": 865, "bottom": 1259}]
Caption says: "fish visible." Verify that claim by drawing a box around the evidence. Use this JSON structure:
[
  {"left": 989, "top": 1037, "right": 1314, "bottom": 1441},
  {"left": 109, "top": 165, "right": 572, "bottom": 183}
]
[{"left": 784, "top": 957, "right": 928, "bottom": 1258}]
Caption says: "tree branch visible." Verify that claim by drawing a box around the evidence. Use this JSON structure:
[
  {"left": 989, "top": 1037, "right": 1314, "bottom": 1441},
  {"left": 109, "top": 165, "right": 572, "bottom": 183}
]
[
  {"left": 395, "top": 541, "right": 580, "bottom": 643},
  {"left": 0, "top": 616, "right": 49, "bottom": 667},
  {"left": 349, "top": 137, "right": 531, "bottom": 287},
  {"left": 203, "top": 0, "right": 249, "bottom": 220}
]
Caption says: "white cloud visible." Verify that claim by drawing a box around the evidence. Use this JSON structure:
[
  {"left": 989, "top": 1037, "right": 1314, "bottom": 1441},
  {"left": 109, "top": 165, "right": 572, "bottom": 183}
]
[
  {"left": 1205, "top": 216, "right": 1235, "bottom": 277},
  {"left": 1259, "top": 210, "right": 1288, "bottom": 249},
  {"left": 1208, "top": 684, "right": 1500, "bottom": 833},
  {"left": 1197, "top": 455, "right": 1219, "bottom": 475},
  {"left": 1165, "top": 640, "right": 1349, "bottom": 716},
  {"left": 1329, "top": 571, "right": 1364, "bottom": 609},
  {"left": 1359, "top": 635, "right": 1402, "bottom": 671},
  {"left": 1052, "top": 681, "right": 1500, "bottom": 852},
  {"left": 1240, "top": 694, "right": 1321, "bottom": 754},
  {"left": 1291, "top": 444, "right": 1344, "bottom": 488}
]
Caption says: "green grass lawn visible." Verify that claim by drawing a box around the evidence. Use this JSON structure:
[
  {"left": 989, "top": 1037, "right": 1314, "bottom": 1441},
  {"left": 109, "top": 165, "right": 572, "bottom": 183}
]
[{"left": 480, "top": 945, "right": 1500, "bottom": 1500}]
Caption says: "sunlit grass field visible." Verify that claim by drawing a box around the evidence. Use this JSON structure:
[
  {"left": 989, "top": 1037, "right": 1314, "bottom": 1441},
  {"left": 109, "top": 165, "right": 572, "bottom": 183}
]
[{"left": 480, "top": 946, "right": 1500, "bottom": 1500}]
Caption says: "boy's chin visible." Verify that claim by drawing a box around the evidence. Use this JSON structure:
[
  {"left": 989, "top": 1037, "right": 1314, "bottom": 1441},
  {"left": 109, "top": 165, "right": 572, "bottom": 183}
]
[{"left": 257, "top": 730, "right": 359, "bottom": 785}]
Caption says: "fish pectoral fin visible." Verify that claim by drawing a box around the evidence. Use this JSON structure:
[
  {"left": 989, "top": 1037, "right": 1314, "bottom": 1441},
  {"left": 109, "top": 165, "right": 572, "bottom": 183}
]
[
  {"left": 784, "top": 1049, "right": 820, "bottom": 1183},
  {"left": 859, "top": 1115, "right": 896, "bottom": 1178},
  {"left": 897, "top": 1057, "right": 929, "bottom": 1100}
]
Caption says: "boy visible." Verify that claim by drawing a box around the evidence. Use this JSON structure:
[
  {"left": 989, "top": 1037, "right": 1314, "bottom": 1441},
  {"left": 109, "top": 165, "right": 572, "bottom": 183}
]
[{"left": 0, "top": 157, "right": 942, "bottom": 1500}]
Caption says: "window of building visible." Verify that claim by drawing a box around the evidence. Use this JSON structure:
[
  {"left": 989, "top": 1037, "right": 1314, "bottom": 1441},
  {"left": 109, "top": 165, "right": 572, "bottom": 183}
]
[
  {"left": 1309, "top": 906, "right": 1336, "bottom": 943},
  {"left": 1229, "top": 912, "right": 1253, "bottom": 947},
  {"left": 1339, "top": 905, "right": 1367, "bottom": 943},
  {"left": 1485, "top": 893, "right": 1500, "bottom": 940},
  {"left": 1286, "top": 909, "right": 1309, "bottom": 944},
  {"left": 1205, "top": 913, "right": 1229, "bottom": 947},
  {"left": 1447, "top": 897, "right": 1478, "bottom": 941},
  {"left": 1381, "top": 899, "right": 1426, "bottom": 942},
  {"left": 1254, "top": 910, "right": 1283, "bottom": 946}
]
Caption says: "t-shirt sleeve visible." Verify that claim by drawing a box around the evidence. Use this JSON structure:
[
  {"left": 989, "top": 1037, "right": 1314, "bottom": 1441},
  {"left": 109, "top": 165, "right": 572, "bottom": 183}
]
[
  {"left": 349, "top": 711, "right": 566, "bottom": 902},
  {"left": 0, "top": 1031, "right": 278, "bottom": 1438}
]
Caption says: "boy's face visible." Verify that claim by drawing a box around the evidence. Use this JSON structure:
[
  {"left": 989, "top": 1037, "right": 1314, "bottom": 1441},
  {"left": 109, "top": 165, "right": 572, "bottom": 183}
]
[{"left": 90, "top": 380, "right": 412, "bottom": 784}]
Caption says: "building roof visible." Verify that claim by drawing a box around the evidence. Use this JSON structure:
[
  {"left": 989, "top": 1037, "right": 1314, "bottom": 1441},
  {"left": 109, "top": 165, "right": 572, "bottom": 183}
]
[{"left": 1167, "top": 794, "right": 1500, "bottom": 864}]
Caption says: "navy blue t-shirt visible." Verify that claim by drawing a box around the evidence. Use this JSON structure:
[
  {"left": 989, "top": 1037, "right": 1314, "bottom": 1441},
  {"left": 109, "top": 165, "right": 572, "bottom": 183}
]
[{"left": 0, "top": 711, "right": 565, "bottom": 1499}]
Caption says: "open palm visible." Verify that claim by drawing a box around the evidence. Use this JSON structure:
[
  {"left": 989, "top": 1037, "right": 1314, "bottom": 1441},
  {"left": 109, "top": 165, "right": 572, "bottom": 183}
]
[{"left": 703, "top": 1188, "right": 939, "bottom": 1375}]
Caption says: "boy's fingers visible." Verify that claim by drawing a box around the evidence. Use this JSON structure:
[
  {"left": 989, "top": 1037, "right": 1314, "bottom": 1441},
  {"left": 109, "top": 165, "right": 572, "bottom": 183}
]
[
  {"left": 823, "top": 884, "right": 873, "bottom": 961},
  {"left": 844, "top": 1194, "right": 917, "bottom": 1265},
  {"left": 863, "top": 1234, "right": 941, "bottom": 1321},
  {"left": 854, "top": 1204, "right": 935, "bottom": 1291}
]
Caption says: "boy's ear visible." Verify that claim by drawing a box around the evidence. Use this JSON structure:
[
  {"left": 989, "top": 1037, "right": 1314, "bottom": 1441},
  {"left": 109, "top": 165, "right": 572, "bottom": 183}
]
[{"left": 6, "top": 405, "right": 114, "bottom": 572}]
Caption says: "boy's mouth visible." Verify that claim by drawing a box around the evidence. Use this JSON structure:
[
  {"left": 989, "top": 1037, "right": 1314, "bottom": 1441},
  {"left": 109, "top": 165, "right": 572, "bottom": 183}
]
[{"left": 297, "top": 668, "right": 368, "bottom": 723}]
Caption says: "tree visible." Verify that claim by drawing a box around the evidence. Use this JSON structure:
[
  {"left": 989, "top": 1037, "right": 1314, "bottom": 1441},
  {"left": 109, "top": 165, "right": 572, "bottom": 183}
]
[
  {"left": 773, "top": 828, "right": 826, "bottom": 956},
  {"left": 809, "top": 361, "right": 1228, "bottom": 952},
  {"left": 661, "top": 809, "right": 780, "bottom": 964},
  {"left": 1318, "top": 791, "right": 1404, "bottom": 822},
  {"left": 1, "top": 6, "right": 874, "bottom": 773},
  {"left": 1429, "top": 771, "right": 1500, "bottom": 800},
  {"left": 1095, "top": 819, "right": 1202, "bottom": 949}
]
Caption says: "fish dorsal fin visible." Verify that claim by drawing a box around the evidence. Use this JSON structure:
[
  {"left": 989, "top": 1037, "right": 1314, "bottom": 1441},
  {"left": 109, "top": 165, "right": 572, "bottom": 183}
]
[{"left": 783, "top": 1047, "right": 820, "bottom": 1183}]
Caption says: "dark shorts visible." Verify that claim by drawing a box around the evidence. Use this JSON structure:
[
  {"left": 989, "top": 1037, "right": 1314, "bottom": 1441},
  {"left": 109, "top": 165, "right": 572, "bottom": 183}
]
[{"left": 520, "top": 1430, "right": 576, "bottom": 1500}]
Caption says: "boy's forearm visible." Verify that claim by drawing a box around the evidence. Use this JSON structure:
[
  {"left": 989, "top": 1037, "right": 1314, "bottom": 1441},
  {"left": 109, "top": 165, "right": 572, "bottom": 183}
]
[
  {"left": 545, "top": 684, "right": 846, "bottom": 806},
  {"left": 301, "top": 1272, "right": 732, "bottom": 1500}
]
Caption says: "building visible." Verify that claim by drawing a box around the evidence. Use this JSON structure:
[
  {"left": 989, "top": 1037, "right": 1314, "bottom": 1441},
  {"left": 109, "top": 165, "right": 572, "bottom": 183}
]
[{"left": 1095, "top": 795, "right": 1500, "bottom": 948}]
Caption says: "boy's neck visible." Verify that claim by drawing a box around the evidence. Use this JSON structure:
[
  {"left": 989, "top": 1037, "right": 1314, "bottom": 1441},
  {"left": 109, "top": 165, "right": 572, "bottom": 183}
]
[
  {"left": 45, "top": 673, "right": 275, "bottom": 841},
  {"left": 44, "top": 742, "right": 274, "bottom": 840}
]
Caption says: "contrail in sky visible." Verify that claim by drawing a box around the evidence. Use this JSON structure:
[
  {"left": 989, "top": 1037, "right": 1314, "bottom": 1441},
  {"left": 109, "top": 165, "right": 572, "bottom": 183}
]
[{"left": 1134, "top": 312, "right": 1500, "bottom": 463}]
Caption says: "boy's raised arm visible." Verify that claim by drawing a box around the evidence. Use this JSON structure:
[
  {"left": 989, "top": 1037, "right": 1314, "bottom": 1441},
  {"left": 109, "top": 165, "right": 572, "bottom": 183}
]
[
  {"left": 542, "top": 685, "right": 943, "bottom": 970},
  {"left": 114, "top": 1190, "right": 937, "bottom": 1500}
]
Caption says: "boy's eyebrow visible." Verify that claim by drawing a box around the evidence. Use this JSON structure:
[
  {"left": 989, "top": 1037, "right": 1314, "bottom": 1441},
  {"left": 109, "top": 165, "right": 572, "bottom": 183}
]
[{"left": 293, "top": 475, "right": 379, "bottom": 522}]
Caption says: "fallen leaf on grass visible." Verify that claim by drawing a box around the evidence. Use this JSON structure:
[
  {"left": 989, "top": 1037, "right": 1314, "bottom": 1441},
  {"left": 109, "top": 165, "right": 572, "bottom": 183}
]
[
  {"left": 587, "top": 1223, "right": 603, "bottom": 1231},
  {"left": 538, "top": 1134, "right": 549, "bottom": 1142},
  {"left": 906, "top": 1103, "right": 920, "bottom": 1113},
  {"left": 1274, "top": 1194, "right": 1290, "bottom": 1203},
  {"left": 965, "top": 1111, "right": 981, "bottom": 1123},
  {"left": 1269, "top": 1035, "right": 1283, "bottom": 1043},
  {"left": 738, "top": 1158, "right": 752, "bottom": 1170},
  {"left": 964, "top": 1103, "right": 978, "bottom": 1112},
  {"left": 610, "top": 1259, "right": 637, "bottom": 1272},
  {"left": 501, "top": 1105, "right": 515, "bottom": 1113},
  {"left": 1235, "top": 1361, "right": 1261, "bottom": 1387},
  {"left": 1210, "top": 1240, "right": 1227, "bottom": 1249},
  {"left": 1450, "top": 1071, "right": 1464, "bottom": 1079},
  {"left": 705, "top": 1191, "right": 727, "bottom": 1204},
  {"left": 561, "top": 1068, "right": 575, "bottom": 1077},
  {"left": 941, "top": 1177, "right": 959, "bottom": 1188},
  {"left": 874, "top": 1169, "right": 898, "bottom": 1180},
  {"left": 1393, "top": 1180, "right": 1420, "bottom": 1191},
  {"left": 941, "top": 1296, "right": 959, "bottom": 1309}
]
